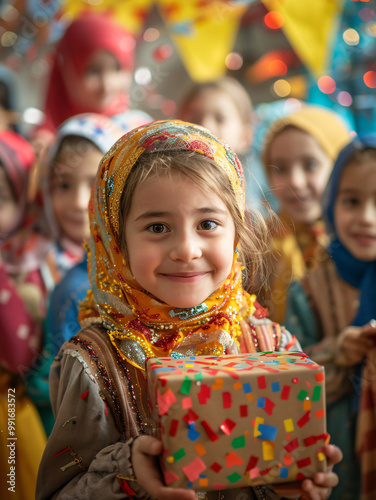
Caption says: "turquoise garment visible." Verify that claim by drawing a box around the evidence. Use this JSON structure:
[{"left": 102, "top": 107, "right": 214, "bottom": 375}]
[
  {"left": 286, "top": 282, "right": 361, "bottom": 500},
  {"left": 26, "top": 257, "right": 90, "bottom": 435}
]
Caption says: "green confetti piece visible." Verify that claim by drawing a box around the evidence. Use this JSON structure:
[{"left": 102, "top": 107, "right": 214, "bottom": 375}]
[
  {"left": 174, "top": 448, "right": 186, "bottom": 462},
  {"left": 227, "top": 472, "right": 242, "bottom": 483},
  {"left": 194, "top": 373, "right": 203, "bottom": 381},
  {"left": 180, "top": 376, "right": 192, "bottom": 395},
  {"left": 231, "top": 435, "right": 246, "bottom": 449},
  {"left": 312, "top": 386, "right": 321, "bottom": 401},
  {"left": 297, "top": 390, "right": 308, "bottom": 401}
]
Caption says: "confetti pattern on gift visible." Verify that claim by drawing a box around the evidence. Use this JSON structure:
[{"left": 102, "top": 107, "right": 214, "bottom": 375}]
[{"left": 147, "top": 352, "right": 327, "bottom": 491}]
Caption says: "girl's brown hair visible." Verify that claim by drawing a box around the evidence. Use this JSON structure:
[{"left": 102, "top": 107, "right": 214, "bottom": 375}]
[{"left": 118, "top": 150, "right": 274, "bottom": 294}]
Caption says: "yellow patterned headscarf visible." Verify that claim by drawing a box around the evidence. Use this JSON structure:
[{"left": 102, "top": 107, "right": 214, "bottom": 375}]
[{"left": 78, "top": 120, "right": 255, "bottom": 369}]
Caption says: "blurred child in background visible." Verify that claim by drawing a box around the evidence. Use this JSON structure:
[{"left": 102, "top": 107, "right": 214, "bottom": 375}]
[
  {"left": 32, "top": 11, "right": 135, "bottom": 157},
  {"left": 178, "top": 76, "right": 273, "bottom": 212},
  {"left": 261, "top": 105, "right": 351, "bottom": 323},
  {"left": 26, "top": 113, "right": 124, "bottom": 435},
  {"left": 0, "top": 131, "right": 47, "bottom": 500},
  {"left": 285, "top": 135, "right": 376, "bottom": 500}
]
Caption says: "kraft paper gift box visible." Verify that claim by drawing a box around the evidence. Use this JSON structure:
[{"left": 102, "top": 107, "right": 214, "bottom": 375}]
[{"left": 146, "top": 352, "right": 328, "bottom": 492}]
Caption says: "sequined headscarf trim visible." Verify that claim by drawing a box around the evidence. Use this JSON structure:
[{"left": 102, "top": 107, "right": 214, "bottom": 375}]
[{"left": 78, "top": 120, "right": 254, "bottom": 369}]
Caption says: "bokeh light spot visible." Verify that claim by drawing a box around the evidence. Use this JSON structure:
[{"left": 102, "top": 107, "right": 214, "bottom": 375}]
[
  {"left": 343, "top": 28, "right": 359, "bottom": 45},
  {"left": 273, "top": 79, "right": 291, "bottom": 97},
  {"left": 161, "top": 99, "right": 176, "bottom": 116},
  {"left": 134, "top": 67, "right": 152, "bottom": 86},
  {"left": 1, "top": 31, "right": 17, "bottom": 47},
  {"left": 225, "top": 52, "right": 243, "bottom": 71},
  {"left": 144, "top": 28, "right": 160, "bottom": 42},
  {"left": 337, "top": 91, "right": 353, "bottom": 107},
  {"left": 359, "top": 7, "right": 374, "bottom": 21},
  {"left": 268, "top": 59, "right": 287, "bottom": 77},
  {"left": 363, "top": 70, "right": 376, "bottom": 88},
  {"left": 264, "top": 11, "right": 284, "bottom": 29},
  {"left": 317, "top": 75, "right": 336, "bottom": 94}
]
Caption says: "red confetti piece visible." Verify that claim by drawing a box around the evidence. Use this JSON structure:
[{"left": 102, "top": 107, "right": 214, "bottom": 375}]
[
  {"left": 240, "top": 405, "right": 248, "bottom": 417},
  {"left": 104, "top": 401, "right": 108, "bottom": 416},
  {"left": 225, "top": 451, "right": 243, "bottom": 467},
  {"left": 163, "top": 470, "right": 180, "bottom": 485},
  {"left": 55, "top": 447, "right": 70, "bottom": 457},
  {"left": 157, "top": 388, "right": 177, "bottom": 415},
  {"left": 169, "top": 419, "right": 179, "bottom": 437},
  {"left": 304, "top": 433, "right": 328, "bottom": 447},
  {"left": 213, "top": 483, "right": 226, "bottom": 490},
  {"left": 297, "top": 457, "right": 312, "bottom": 469},
  {"left": 220, "top": 418, "right": 236, "bottom": 435},
  {"left": 284, "top": 438, "right": 299, "bottom": 453},
  {"left": 263, "top": 397, "right": 275, "bottom": 416},
  {"left": 281, "top": 385, "right": 291, "bottom": 400},
  {"left": 201, "top": 420, "right": 219, "bottom": 441},
  {"left": 250, "top": 467, "right": 260, "bottom": 479},
  {"left": 80, "top": 390, "right": 89, "bottom": 400},
  {"left": 182, "top": 457, "right": 206, "bottom": 482},
  {"left": 297, "top": 411, "right": 311, "bottom": 428},
  {"left": 315, "top": 408, "right": 325, "bottom": 419},
  {"left": 210, "top": 462, "right": 222, "bottom": 473},
  {"left": 182, "top": 397, "right": 192, "bottom": 409},
  {"left": 245, "top": 455, "right": 258, "bottom": 472},
  {"left": 182, "top": 409, "right": 199, "bottom": 424},
  {"left": 198, "top": 384, "right": 211, "bottom": 404},
  {"left": 292, "top": 377, "right": 299, "bottom": 384},
  {"left": 296, "top": 472, "right": 306, "bottom": 480},
  {"left": 257, "top": 376, "right": 266, "bottom": 389},
  {"left": 260, "top": 466, "right": 273, "bottom": 476},
  {"left": 222, "top": 392, "right": 232, "bottom": 409},
  {"left": 315, "top": 372, "right": 325, "bottom": 382},
  {"left": 283, "top": 454, "right": 293, "bottom": 466}
]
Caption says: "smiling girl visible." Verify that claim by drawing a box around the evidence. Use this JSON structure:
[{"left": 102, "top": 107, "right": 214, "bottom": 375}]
[{"left": 37, "top": 120, "right": 341, "bottom": 500}]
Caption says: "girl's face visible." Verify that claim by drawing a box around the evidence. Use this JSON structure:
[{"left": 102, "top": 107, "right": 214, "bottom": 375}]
[
  {"left": 125, "top": 170, "right": 236, "bottom": 308},
  {"left": 180, "top": 88, "right": 251, "bottom": 154},
  {"left": 65, "top": 50, "right": 132, "bottom": 112},
  {"left": 0, "top": 165, "right": 18, "bottom": 236},
  {"left": 268, "top": 128, "right": 332, "bottom": 224},
  {"left": 334, "top": 158, "right": 376, "bottom": 261},
  {"left": 51, "top": 146, "right": 102, "bottom": 245}
]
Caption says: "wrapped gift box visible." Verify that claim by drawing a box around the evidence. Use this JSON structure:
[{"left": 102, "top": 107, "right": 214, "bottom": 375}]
[{"left": 146, "top": 351, "right": 327, "bottom": 491}]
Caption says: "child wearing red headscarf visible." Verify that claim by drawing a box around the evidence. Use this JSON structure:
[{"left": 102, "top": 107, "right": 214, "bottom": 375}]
[{"left": 32, "top": 11, "right": 135, "bottom": 155}]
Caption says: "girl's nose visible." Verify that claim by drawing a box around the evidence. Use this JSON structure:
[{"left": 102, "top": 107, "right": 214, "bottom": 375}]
[
  {"left": 74, "top": 184, "right": 91, "bottom": 210},
  {"left": 360, "top": 200, "right": 376, "bottom": 225},
  {"left": 169, "top": 232, "right": 202, "bottom": 262},
  {"left": 289, "top": 166, "right": 306, "bottom": 190}
]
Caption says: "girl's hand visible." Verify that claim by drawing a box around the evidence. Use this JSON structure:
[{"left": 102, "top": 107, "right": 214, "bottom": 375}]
[
  {"left": 336, "top": 321, "right": 376, "bottom": 366},
  {"left": 132, "top": 435, "right": 196, "bottom": 500},
  {"left": 273, "top": 444, "right": 342, "bottom": 500}
]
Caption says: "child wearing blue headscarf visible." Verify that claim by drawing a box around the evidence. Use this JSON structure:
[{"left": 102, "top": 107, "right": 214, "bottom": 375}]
[{"left": 285, "top": 134, "right": 376, "bottom": 500}]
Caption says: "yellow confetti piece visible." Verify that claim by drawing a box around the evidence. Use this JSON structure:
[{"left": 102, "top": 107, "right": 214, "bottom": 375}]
[
  {"left": 185, "top": 363, "right": 194, "bottom": 368},
  {"left": 246, "top": 393, "right": 254, "bottom": 402},
  {"left": 167, "top": 456, "right": 174, "bottom": 463},
  {"left": 212, "top": 378, "right": 223, "bottom": 390},
  {"left": 263, "top": 440, "right": 274, "bottom": 461},
  {"left": 233, "top": 381, "right": 242, "bottom": 390},
  {"left": 284, "top": 419, "right": 294, "bottom": 433},
  {"left": 195, "top": 444, "right": 206, "bottom": 456},
  {"left": 317, "top": 451, "right": 326, "bottom": 461},
  {"left": 254, "top": 417, "right": 264, "bottom": 437}
]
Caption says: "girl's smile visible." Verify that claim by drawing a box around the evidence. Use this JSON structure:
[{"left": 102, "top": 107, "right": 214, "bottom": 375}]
[{"left": 124, "top": 170, "right": 236, "bottom": 309}]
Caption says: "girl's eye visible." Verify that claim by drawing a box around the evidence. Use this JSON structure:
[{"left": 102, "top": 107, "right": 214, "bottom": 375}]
[
  {"left": 343, "top": 197, "right": 360, "bottom": 206},
  {"left": 147, "top": 224, "right": 168, "bottom": 234},
  {"left": 199, "top": 220, "right": 217, "bottom": 231},
  {"left": 305, "top": 159, "right": 318, "bottom": 172}
]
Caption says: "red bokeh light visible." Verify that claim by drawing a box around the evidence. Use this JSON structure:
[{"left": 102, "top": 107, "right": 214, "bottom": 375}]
[
  {"left": 317, "top": 75, "right": 336, "bottom": 94},
  {"left": 264, "top": 11, "right": 284, "bottom": 30},
  {"left": 364, "top": 70, "right": 376, "bottom": 88}
]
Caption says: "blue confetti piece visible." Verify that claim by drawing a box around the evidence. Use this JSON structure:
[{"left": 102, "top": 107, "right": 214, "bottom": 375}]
[
  {"left": 187, "top": 482, "right": 193, "bottom": 488},
  {"left": 153, "top": 367, "right": 177, "bottom": 374},
  {"left": 257, "top": 424, "right": 278, "bottom": 441},
  {"left": 243, "top": 383, "right": 252, "bottom": 394},
  {"left": 257, "top": 397, "right": 265, "bottom": 408},
  {"left": 280, "top": 468, "right": 288, "bottom": 479},
  {"left": 199, "top": 474, "right": 206, "bottom": 478},
  {"left": 272, "top": 382, "right": 280, "bottom": 392},
  {"left": 188, "top": 422, "right": 200, "bottom": 441}
]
